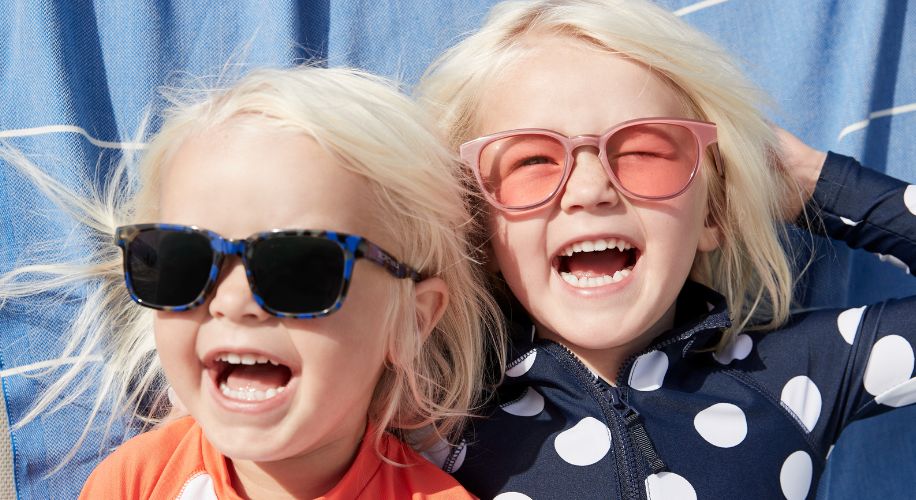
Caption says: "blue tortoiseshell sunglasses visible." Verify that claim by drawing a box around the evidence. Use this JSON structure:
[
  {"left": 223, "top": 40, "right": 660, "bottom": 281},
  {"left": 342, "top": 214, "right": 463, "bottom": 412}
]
[{"left": 115, "top": 224, "right": 422, "bottom": 319}]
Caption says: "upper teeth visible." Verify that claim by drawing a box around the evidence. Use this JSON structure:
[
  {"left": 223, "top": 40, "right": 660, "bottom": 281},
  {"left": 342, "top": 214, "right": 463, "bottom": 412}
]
[
  {"left": 216, "top": 353, "right": 280, "bottom": 366},
  {"left": 561, "top": 238, "right": 632, "bottom": 257}
]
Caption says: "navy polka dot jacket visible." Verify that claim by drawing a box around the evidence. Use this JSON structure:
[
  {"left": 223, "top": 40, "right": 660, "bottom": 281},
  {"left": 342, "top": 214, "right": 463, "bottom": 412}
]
[{"left": 444, "top": 153, "right": 916, "bottom": 500}]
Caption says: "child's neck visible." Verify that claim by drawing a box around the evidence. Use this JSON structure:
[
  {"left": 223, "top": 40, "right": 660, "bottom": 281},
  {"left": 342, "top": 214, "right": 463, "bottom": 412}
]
[
  {"left": 227, "top": 419, "right": 366, "bottom": 499},
  {"left": 537, "top": 303, "right": 677, "bottom": 384}
]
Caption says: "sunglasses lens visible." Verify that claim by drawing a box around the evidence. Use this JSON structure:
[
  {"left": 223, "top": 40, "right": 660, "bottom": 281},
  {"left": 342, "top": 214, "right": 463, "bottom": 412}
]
[
  {"left": 606, "top": 123, "right": 699, "bottom": 198},
  {"left": 249, "top": 235, "right": 345, "bottom": 314},
  {"left": 125, "top": 229, "right": 214, "bottom": 308},
  {"left": 478, "top": 133, "right": 567, "bottom": 209}
]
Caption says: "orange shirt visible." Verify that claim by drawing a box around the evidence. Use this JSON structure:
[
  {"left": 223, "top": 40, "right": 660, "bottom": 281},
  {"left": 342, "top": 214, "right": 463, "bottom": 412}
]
[{"left": 80, "top": 417, "right": 473, "bottom": 499}]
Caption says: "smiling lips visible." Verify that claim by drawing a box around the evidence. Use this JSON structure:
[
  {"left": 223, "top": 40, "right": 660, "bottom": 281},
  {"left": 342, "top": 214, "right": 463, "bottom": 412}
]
[
  {"left": 214, "top": 353, "right": 292, "bottom": 402},
  {"left": 554, "top": 237, "right": 639, "bottom": 288}
]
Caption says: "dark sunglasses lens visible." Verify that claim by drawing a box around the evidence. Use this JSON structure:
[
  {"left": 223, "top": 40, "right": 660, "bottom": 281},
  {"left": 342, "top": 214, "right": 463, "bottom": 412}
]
[
  {"left": 477, "top": 133, "right": 567, "bottom": 209},
  {"left": 606, "top": 123, "right": 699, "bottom": 198},
  {"left": 125, "top": 229, "right": 214, "bottom": 307},
  {"left": 249, "top": 235, "right": 345, "bottom": 314}
]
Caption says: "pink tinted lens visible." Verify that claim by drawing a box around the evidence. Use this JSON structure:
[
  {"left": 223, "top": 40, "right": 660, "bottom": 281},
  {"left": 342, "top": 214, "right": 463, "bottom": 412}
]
[
  {"left": 606, "top": 123, "right": 699, "bottom": 198},
  {"left": 478, "top": 134, "right": 566, "bottom": 208}
]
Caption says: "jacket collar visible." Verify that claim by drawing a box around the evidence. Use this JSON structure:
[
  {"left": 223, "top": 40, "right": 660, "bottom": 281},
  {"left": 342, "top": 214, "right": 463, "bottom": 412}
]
[{"left": 505, "top": 280, "right": 731, "bottom": 363}]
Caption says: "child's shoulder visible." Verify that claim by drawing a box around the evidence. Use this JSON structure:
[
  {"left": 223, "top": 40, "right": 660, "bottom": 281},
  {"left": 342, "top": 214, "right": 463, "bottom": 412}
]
[
  {"left": 79, "top": 416, "right": 227, "bottom": 499},
  {"left": 338, "top": 431, "right": 476, "bottom": 499}
]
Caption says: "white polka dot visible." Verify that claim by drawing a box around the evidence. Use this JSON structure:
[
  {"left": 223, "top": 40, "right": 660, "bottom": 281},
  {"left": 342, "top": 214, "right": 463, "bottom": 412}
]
[
  {"left": 840, "top": 216, "right": 861, "bottom": 226},
  {"left": 500, "top": 387, "right": 545, "bottom": 417},
  {"left": 493, "top": 493, "right": 532, "bottom": 500},
  {"left": 418, "top": 437, "right": 450, "bottom": 469},
  {"left": 713, "top": 334, "right": 753, "bottom": 364},
  {"left": 875, "top": 376, "right": 916, "bottom": 408},
  {"left": 904, "top": 185, "right": 916, "bottom": 215},
  {"left": 863, "top": 335, "right": 915, "bottom": 396},
  {"left": 412, "top": 427, "right": 467, "bottom": 472},
  {"left": 827, "top": 444, "right": 835, "bottom": 459},
  {"left": 693, "top": 403, "right": 748, "bottom": 448},
  {"left": 644, "top": 472, "right": 697, "bottom": 500},
  {"left": 554, "top": 417, "right": 612, "bottom": 466},
  {"left": 779, "top": 450, "right": 813, "bottom": 500},
  {"left": 177, "top": 473, "right": 218, "bottom": 500},
  {"left": 780, "top": 376, "right": 822, "bottom": 432},
  {"left": 629, "top": 350, "right": 668, "bottom": 391},
  {"left": 836, "top": 306, "right": 866, "bottom": 345},
  {"left": 877, "top": 253, "right": 913, "bottom": 274},
  {"left": 506, "top": 349, "right": 537, "bottom": 377},
  {"left": 876, "top": 253, "right": 912, "bottom": 275}
]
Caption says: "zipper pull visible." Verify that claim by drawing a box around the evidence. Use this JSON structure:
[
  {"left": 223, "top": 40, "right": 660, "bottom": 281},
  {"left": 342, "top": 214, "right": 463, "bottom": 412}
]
[
  {"left": 606, "top": 386, "right": 666, "bottom": 474},
  {"left": 605, "top": 386, "right": 641, "bottom": 423}
]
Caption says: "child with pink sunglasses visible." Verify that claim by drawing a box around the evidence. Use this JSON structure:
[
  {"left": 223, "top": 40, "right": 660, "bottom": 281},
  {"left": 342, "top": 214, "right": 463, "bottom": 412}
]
[{"left": 418, "top": 0, "right": 916, "bottom": 498}]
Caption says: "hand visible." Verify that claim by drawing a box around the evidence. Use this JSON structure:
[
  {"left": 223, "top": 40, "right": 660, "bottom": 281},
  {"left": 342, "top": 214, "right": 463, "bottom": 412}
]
[{"left": 773, "top": 126, "right": 827, "bottom": 220}]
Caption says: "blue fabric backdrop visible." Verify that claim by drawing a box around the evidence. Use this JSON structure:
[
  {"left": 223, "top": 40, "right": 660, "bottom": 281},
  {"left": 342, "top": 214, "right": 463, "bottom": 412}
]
[{"left": 1, "top": 1, "right": 913, "bottom": 498}]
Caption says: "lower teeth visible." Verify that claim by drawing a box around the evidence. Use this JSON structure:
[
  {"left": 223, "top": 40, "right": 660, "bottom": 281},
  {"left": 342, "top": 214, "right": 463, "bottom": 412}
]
[
  {"left": 219, "top": 382, "right": 286, "bottom": 402},
  {"left": 560, "top": 268, "right": 631, "bottom": 287}
]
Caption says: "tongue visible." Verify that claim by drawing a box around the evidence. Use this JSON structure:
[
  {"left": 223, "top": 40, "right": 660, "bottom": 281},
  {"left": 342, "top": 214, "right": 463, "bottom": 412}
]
[
  {"left": 567, "top": 250, "right": 629, "bottom": 278},
  {"left": 224, "top": 364, "right": 290, "bottom": 392}
]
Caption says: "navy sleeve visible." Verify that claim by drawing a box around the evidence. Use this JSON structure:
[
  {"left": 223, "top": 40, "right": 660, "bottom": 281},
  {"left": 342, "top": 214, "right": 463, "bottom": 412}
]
[
  {"left": 804, "top": 151, "right": 916, "bottom": 273},
  {"left": 749, "top": 153, "right": 916, "bottom": 456}
]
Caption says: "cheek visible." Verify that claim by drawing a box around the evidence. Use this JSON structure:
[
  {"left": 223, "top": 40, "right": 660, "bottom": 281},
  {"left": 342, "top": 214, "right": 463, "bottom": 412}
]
[
  {"left": 488, "top": 215, "right": 545, "bottom": 273},
  {"left": 153, "top": 313, "right": 202, "bottom": 384},
  {"left": 649, "top": 184, "right": 711, "bottom": 258},
  {"left": 308, "top": 269, "right": 393, "bottom": 369}
]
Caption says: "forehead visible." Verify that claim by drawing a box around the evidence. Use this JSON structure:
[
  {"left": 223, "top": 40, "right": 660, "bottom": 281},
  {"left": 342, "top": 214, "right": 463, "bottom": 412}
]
[
  {"left": 157, "top": 122, "right": 377, "bottom": 239},
  {"left": 476, "top": 35, "right": 689, "bottom": 136}
]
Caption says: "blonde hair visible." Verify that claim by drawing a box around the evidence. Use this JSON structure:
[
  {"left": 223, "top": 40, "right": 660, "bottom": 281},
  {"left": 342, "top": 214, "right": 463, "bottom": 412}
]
[
  {"left": 417, "top": 0, "right": 800, "bottom": 342},
  {"left": 1, "top": 66, "right": 504, "bottom": 469}
]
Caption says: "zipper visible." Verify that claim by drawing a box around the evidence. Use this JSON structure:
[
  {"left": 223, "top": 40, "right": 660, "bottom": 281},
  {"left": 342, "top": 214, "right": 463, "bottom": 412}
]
[
  {"left": 546, "top": 342, "right": 647, "bottom": 500},
  {"left": 604, "top": 385, "right": 666, "bottom": 474},
  {"left": 542, "top": 314, "right": 728, "bottom": 498}
]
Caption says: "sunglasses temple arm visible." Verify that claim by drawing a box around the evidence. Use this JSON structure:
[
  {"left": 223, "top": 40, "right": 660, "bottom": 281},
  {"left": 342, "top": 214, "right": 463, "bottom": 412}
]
[
  {"left": 359, "top": 242, "right": 423, "bottom": 282},
  {"left": 709, "top": 142, "right": 724, "bottom": 177}
]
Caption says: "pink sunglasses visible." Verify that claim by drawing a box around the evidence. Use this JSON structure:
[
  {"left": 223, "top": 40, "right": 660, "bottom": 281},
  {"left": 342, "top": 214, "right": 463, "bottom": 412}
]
[{"left": 460, "top": 117, "right": 723, "bottom": 212}]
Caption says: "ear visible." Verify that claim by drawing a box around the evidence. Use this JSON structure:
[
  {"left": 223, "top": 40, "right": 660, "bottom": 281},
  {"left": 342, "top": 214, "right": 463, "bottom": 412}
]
[
  {"left": 413, "top": 276, "right": 449, "bottom": 342},
  {"left": 697, "top": 213, "right": 722, "bottom": 253}
]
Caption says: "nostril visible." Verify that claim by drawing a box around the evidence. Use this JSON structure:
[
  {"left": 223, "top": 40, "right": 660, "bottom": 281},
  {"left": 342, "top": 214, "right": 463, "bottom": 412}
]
[{"left": 560, "top": 168, "right": 621, "bottom": 211}]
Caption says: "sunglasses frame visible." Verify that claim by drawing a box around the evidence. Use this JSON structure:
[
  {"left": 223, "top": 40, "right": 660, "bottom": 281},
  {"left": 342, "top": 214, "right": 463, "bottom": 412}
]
[
  {"left": 115, "top": 223, "right": 422, "bottom": 319},
  {"left": 459, "top": 117, "right": 723, "bottom": 212}
]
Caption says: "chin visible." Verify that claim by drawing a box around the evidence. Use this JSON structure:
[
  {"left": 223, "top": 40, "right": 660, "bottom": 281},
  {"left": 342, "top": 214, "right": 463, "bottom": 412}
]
[
  {"left": 544, "top": 317, "right": 642, "bottom": 350},
  {"left": 211, "top": 433, "right": 295, "bottom": 462}
]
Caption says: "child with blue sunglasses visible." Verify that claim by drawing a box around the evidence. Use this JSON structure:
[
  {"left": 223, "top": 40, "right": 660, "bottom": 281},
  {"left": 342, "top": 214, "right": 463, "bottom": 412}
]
[
  {"left": 2, "top": 66, "right": 502, "bottom": 498},
  {"left": 418, "top": 0, "right": 916, "bottom": 498}
]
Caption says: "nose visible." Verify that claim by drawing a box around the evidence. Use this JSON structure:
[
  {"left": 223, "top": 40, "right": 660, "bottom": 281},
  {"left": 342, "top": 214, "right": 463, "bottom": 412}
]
[
  {"left": 207, "top": 258, "right": 272, "bottom": 322},
  {"left": 558, "top": 147, "right": 621, "bottom": 212}
]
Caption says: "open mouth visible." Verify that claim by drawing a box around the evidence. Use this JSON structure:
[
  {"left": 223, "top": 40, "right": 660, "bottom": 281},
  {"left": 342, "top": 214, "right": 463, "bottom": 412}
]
[
  {"left": 553, "top": 237, "right": 640, "bottom": 288},
  {"left": 213, "top": 353, "right": 293, "bottom": 402}
]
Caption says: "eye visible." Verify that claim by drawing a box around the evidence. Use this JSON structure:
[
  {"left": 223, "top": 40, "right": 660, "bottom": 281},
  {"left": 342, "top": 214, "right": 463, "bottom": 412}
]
[
  {"left": 613, "top": 150, "right": 669, "bottom": 160},
  {"left": 607, "top": 124, "right": 690, "bottom": 162},
  {"left": 516, "top": 155, "right": 556, "bottom": 167}
]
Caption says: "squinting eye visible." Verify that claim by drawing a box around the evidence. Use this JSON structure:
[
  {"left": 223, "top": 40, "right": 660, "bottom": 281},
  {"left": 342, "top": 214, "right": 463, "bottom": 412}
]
[
  {"left": 614, "top": 148, "right": 682, "bottom": 164},
  {"left": 517, "top": 155, "right": 556, "bottom": 167},
  {"left": 615, "top": 151, "right": 664, "bottom": 159}
]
